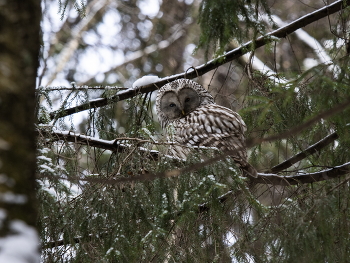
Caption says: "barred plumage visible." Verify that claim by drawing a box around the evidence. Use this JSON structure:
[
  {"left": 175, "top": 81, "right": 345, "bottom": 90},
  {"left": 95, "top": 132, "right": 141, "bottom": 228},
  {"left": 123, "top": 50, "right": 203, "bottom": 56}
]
[{"left": 156, "top": 79, "right": 257, "bottom": 178}]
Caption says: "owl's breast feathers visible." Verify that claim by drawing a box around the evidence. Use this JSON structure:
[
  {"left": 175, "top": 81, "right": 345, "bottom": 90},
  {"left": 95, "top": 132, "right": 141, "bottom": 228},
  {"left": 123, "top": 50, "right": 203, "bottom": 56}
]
[{"left": 172, "top": 104, "right": 248, "bottom": 159}]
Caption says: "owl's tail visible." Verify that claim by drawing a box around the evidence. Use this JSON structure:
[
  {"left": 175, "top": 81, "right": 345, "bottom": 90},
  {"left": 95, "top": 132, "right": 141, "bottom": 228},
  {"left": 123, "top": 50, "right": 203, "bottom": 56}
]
[{"left": 241, "top": 163, "right": 258, "bottom": 178}]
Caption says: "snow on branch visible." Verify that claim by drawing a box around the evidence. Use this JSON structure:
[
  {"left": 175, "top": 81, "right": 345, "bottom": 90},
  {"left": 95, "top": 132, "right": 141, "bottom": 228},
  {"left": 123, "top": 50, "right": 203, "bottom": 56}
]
[
  {"left": 254, "top": 162, "right": 350, "bottom": 186},
  {"left": 40, "top": 129, "right": 161, "bottom": 160},
  {"left": 39, "top": 131, "right": 350, "bottom": 186},
  {"left": 49, "top": 0, "right": 350, "bottom": 120}
]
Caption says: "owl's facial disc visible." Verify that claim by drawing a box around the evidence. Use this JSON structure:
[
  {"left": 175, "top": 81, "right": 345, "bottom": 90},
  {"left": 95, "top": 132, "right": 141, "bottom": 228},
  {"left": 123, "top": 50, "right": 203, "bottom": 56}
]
[
  {"left": 160, "top": 91, "right": 183, "bottom": 120},
  {"left": 178, "top": 88, "right": 200, "bottom": 115}
]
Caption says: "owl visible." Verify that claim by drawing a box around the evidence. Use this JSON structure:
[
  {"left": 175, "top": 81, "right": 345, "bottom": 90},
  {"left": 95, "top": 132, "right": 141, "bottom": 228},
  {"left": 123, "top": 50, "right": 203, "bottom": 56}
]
[{"left": 155, "top": 79, "right": 257, "bottom": 178}]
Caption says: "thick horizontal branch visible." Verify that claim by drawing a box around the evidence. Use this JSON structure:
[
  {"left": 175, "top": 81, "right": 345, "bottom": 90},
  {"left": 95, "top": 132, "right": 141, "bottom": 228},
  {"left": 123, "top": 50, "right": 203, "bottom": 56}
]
[
  {"left": 39, "top": 130, "right": 160, "bottom": 160},
  {"left": 269, "top": 132, "right": 339, "bottom": 173},
  {"left": 49, "top": 0, "right": 349, "bottom": 120},
  {"left": 252, "top": 162, "right": 350, "bottom": 186}
]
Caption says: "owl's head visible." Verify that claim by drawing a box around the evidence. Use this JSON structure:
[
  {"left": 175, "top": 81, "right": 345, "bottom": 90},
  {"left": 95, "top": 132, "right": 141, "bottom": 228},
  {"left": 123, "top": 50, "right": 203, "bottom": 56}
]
[{"left": 156, "top": 79, "right": 214, "bottom": 128}]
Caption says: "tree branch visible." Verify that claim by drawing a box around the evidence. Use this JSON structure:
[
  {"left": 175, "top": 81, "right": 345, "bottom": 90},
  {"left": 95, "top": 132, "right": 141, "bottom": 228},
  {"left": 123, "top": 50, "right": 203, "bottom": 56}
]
[
  {"left": 40, "top": 154, "right": 350, "bottom": 187},
  {"left": 268, "top": 132, "right": 339, "bottom": 173},
  {"left": 39, "top": 130, "right": 160, "bottom": 160},
  {"left": 246, "top": 97, "right": 350, "bottom": 146},
  {"left": 43, "top": 162, "right": 350, "bottom": 249},
  {"left": 252, "top": 162, "right": 350, "bottom": 186},
  {"left": 49, "top": 0, "right": 350, "bottom": 120}
]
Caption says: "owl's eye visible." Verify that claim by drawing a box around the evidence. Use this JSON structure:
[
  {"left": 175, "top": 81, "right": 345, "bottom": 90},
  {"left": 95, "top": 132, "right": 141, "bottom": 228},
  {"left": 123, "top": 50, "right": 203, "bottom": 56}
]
[
  {"left": 169, "top": 103, "right": 176, "bottom": 107},
  {"left": 185, "top": 98, "right": 190, "bottom": 102}
]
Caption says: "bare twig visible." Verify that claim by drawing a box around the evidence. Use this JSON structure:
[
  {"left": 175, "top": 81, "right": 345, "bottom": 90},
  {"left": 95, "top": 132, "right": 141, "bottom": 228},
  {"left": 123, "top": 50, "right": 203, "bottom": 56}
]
[{"left": 49, "top": 0, "right": 350, "bottom": 120}]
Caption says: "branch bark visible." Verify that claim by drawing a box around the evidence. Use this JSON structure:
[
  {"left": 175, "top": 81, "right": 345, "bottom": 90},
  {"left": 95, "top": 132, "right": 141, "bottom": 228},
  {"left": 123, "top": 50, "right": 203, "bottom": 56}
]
[{"left": 49, "top": 0, "right": 350, "bottom": 120}]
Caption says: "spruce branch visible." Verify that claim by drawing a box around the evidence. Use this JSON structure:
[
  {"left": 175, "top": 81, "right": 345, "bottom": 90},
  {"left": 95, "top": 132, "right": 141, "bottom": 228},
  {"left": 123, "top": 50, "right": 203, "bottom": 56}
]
[
  {"left": 268, "top": 132, "right": 339, "bottom": 173},
  {"left": 42, "top": 162, "right": 350, "bottom": 249},
  {"left": 40, "top": 156, "right": 350, "bottom": 187},
  {"left": 49, "top": 0, "right": 350, "bottom": 120},
  {"left": 247, "top": 97, "right": 350, "bottom": 146},
  {"left": 253, "top": 162, "right": 350, "bottom": 186},
  {"left": 41, "top": 96, "right": 350, "bottom": 186},
  {"left": 40, "top": 129, "right": 160, "bottom": 160}
]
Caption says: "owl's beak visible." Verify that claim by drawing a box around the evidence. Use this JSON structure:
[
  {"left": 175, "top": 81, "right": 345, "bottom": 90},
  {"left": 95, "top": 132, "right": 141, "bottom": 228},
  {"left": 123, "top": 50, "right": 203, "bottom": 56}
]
[{"left": 181, "top": 110, "right": 185, "bottom": 116}]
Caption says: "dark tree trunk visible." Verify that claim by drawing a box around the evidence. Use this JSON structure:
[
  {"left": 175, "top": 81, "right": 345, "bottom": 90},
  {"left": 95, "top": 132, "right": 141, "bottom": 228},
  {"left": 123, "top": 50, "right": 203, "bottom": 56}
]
[{"left": 0, "top": 0, "right": 41, "bottom": 236}]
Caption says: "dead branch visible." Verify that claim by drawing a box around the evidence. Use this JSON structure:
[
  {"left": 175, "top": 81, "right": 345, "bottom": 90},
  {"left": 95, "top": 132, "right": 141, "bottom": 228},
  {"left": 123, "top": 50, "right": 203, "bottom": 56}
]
[{"left": 49, "top": 0, "right": 349, "bottom": 120}]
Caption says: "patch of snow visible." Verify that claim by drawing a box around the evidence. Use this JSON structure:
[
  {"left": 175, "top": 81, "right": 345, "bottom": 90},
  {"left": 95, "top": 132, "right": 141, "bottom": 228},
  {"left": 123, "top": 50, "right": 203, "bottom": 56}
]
[
  {"left": 37, "top": 155, "right": 52, "bottom": 162},
  {"left": 303, "top": 58, "right": 318, "bottom": 70},
  {"left": 132, "top": 75, "right": 161, "bottom": 89},
  {"left": 39, "top": 164, "right": 55, "bottom": 174},
  {"left": 0, "top": 220, "right": 40, "bottom": 263}
]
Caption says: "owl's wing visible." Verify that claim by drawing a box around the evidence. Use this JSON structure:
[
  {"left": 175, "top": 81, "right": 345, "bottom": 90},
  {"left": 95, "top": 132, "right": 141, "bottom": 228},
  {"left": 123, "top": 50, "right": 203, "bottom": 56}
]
[
  {"left": 173, "top": 104, "right": 248, "bottom": 158},
  {"left": 171, "top": 104, "right": 257, "bottom": 177}
]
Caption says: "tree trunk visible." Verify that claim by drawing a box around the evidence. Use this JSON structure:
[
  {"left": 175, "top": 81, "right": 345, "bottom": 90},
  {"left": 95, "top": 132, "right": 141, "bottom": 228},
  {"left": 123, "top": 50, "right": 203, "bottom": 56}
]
[{"left": 0, "top": 0, "right": 41, "bottom": 261}]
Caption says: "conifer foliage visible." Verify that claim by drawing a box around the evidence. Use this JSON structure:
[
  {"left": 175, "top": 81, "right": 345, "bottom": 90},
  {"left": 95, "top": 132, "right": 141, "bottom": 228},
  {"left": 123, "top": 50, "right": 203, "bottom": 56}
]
[{"left": 37, "top": 0, "right": 350, "bottom": 262}]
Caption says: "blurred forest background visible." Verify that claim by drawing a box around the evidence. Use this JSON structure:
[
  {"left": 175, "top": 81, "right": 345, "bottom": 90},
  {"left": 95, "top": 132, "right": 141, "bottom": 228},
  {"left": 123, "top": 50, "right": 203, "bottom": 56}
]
[{"left": 1, "top": 0, "right": 350, "bottom": 262}]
